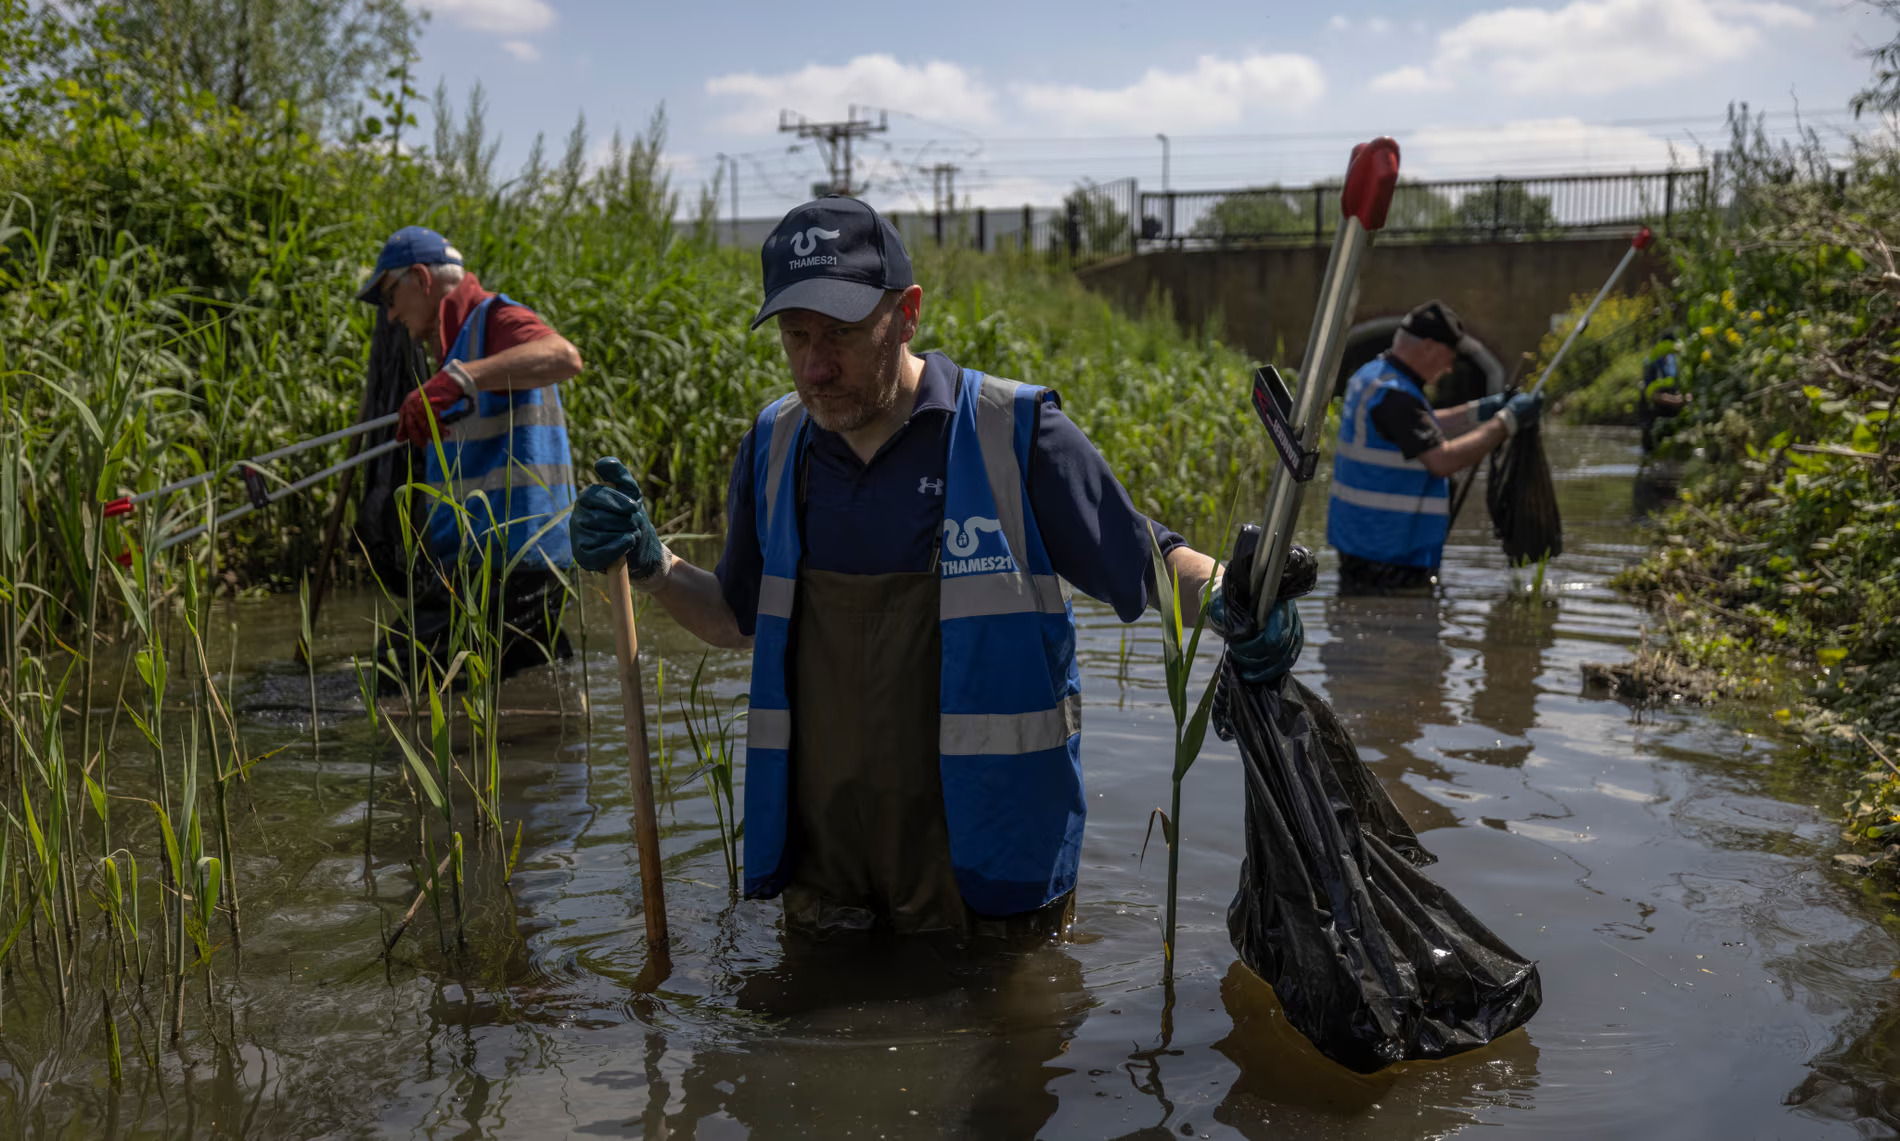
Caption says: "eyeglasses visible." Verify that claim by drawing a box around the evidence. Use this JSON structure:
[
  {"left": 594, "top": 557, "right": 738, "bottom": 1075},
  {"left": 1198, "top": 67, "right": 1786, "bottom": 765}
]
[{"left": 378, "top": 266, "right": 411, "bottom": 308}]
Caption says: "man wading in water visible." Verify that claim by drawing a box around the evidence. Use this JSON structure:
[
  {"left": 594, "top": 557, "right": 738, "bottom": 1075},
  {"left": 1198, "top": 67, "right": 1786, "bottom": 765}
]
[
  {"left": 359, "top": 226, "right": 585, "bottom": 681},
  {"left": 571, "top": 196, "right": 1301, "bottom": 940},
  {"left": 1327, "top": 300, "right": 1544, "bottom": 596}
]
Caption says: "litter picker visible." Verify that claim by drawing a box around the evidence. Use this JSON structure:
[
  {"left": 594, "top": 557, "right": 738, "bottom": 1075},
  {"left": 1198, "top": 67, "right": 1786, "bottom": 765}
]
[
  {"left": 1246, "top": 137, "right": 1402, "bottom": 625},
  {"left": 105, "top": 406, "right": 466, "bottom": 555},
  {"left": 1216, "top": 137, "right": 1544, "bottom": 1072},
  {"left": 1527, "top": 225, "right": 1655, "bottom": 397},
  {"left": 606, "top": 558, "right": 669, "bottom": 960},
  {"left": 102, "top": 412, "right": 400, "bottom": 520}
]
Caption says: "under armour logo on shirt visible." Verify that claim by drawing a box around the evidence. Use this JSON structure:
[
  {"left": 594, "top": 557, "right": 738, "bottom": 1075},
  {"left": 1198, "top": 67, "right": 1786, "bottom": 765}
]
[{"left": 918, "top": 477, "right": 944, "bottom": 496}]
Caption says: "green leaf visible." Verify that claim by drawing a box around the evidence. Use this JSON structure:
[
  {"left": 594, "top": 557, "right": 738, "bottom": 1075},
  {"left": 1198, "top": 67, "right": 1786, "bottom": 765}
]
[
  {"left": 84, "top": 772, "right": 106, "bottom": 821},
  {"left": 1174, "top": 667, "right": 1223, "bottom": 783},
  {"left": 148, "top": 800, "right": 182, "bottom": 880},
  {"left": 385, "top": 716, "right": 447, "bottom": 814},
  {"left": 196, "top": 856, "right": 222, "bottom": 926}
]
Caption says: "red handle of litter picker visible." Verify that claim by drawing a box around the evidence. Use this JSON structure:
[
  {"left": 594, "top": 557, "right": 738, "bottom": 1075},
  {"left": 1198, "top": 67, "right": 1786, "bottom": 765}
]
[
  {"left": 1341, "top": 137, "right": 1402, "bottom": 233},
  {"left": 1633, "top": 225, "right": 1654, "bottom": 251},
  {"left": 103, "top": 496, "right": 133, "bottom": 518}
]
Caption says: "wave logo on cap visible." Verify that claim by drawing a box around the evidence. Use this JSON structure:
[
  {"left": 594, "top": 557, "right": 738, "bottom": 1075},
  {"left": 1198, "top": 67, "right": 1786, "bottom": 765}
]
[{"left": 789, "top": 227, "right": 841, "bottom": 257}]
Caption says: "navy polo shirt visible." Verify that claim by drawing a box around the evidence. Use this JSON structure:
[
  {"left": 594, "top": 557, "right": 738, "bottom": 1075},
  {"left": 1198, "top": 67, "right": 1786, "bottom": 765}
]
[{"left": 715, "top": 351, "right": 1186, "bottom": 636}]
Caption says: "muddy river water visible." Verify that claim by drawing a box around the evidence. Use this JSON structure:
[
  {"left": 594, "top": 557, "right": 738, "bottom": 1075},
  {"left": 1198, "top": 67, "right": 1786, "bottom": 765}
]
[{"left": 13, "top": 426, "right": 1900, "bottom": 1138}]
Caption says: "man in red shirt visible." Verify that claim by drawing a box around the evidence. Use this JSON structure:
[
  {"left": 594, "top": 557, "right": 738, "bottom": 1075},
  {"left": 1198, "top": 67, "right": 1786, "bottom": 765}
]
[{"left": 357, "top": 226, "right": 585, "bottom": 682}]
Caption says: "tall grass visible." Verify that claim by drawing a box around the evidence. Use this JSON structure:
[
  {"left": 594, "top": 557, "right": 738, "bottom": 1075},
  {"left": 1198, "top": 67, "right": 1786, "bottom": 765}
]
[{"left": 0, "top": 54, "right": 1270, "bottom": 1093}]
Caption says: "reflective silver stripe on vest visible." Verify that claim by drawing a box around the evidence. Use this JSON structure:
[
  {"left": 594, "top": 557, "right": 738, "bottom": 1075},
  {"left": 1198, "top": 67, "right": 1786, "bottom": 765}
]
[
  {"left": 941, "top": 572, "right": 1066, "bottom": 620},
  {"left": 758, "top": 574, "right": 797, "bottom": 620},
  {"left": 763, "top": 396, "right": 806, "bottom": 533},
  {"left": 435, "top": 460, "right": 575, "bottom": 499},
  {"left": 748, "top": 706, "right": 791, "bottom": 751},
  {"left": 1329, "top": 482, "right": 1449, "bottom": 516},
  {"left": 972, "top": 375, "right": 1031, "bottom": 569},
  {"left": 455, "top": 400, "right": 568, "bottom": 443},
  {"left": 941, "top": 692, "right": 1082, "bottom": 756},
  {"left": 1337, "top": 437, "right": 1427, "bottom": 469}
]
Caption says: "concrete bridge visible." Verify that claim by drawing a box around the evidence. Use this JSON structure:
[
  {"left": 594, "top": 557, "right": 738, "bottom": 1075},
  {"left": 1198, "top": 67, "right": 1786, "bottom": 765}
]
[
  {"left": 1054, "top": 169, "right": 1692, "bottom": 402},
  {"left": 1075, "top": 233, "right": 1664, "bottom": 404}
]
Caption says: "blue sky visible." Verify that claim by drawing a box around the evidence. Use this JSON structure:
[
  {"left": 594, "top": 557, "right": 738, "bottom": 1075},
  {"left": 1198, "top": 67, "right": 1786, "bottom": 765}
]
[{"left": 406, "top": 0, "right": 1894, "bottom": 218}]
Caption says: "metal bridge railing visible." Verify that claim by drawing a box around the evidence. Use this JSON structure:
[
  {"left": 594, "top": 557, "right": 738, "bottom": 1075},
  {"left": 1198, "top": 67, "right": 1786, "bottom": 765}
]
[{"left": 1136, "top": 169, "right": 1708, "bottom": 251}]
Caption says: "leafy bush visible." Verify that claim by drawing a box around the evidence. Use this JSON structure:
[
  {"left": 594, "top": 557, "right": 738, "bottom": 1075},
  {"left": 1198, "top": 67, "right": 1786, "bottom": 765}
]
[{"left": 1616, "top": 115, "right": 1900, "bottom": 810}]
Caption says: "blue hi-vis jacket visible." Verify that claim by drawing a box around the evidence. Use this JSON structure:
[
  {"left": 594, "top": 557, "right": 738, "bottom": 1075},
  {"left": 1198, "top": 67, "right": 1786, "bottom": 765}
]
[
  {"left": 425, "top": 294, "right": 575, "bottom": 569},
  {"left": 1326, "top": 356, "right": 1450, "bottom": 569},
  {"left": 742, "top": 369, "right": 1086, "bottom": 916}
]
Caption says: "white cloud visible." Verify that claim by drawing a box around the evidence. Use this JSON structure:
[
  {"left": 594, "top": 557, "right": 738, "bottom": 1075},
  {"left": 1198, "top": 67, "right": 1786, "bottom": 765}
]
[
  {"left": 705, "top": 54, "right": 997, "bottom": 133},
  {"left": 418, "top": 0, "right": 554, "bottom": 33},
  {"left": 1367, "top": 16, "right": 1394, "bottom": 33},
  {"left": 1406, "top": 118, "right": 1683, "bottom": 176},
  {"left": 1374, "top": 0, "right": 1811, "bottom": 96},
  {"left": 500, "top": 39, "right": 539, "bottom": 61},
  {"left": 1328, "top": 14, "right": 1351, "bottom": 31},
  {"left": 1370, "top": 65, "right": 1449, "bottom": 94},
  {"left": 1013, "top": 53, "right": 1325, "bottom": 133}
]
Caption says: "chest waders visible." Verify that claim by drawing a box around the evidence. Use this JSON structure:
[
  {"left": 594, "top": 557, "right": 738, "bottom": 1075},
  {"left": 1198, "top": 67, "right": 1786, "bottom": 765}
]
[{"left": 746, "top": 370, "right": 1084, "bottom": 939}]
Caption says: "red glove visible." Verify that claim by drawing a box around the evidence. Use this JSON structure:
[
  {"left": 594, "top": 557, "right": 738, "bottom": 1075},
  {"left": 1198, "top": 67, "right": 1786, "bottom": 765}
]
[{"left": 397, "top": 363, "right": 476, "bottom": 446}]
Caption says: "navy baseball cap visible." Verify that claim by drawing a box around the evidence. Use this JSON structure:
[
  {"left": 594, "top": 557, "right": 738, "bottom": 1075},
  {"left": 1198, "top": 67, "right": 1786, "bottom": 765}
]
[
  {"left": 751, "top": 196, "right": 914, "bottom": 329},
  {"left": 356, "top": 226, "right": 464, "bottom": 303}
]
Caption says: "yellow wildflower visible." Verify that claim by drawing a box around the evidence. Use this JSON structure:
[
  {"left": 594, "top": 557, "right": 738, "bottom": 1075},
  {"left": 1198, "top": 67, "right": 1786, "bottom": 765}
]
[
  {"left": 1722, "top": 288, "right": 1737, "bottom": 310},
  {"left": 1726, "top": 328, "right": 1744, "bottom": 345},
  {"left": 1699, "top": 325, "right": 1716, "bottom": 338},
  {"left": 1749, "top": 310, "right": 1764, "bottom": 321},
  {"left": 1701, "top": 349, "right": 1713, "bottom": 362}
]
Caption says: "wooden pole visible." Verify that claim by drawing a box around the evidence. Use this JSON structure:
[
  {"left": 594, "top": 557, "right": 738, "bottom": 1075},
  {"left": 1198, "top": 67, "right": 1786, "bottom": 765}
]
[{"left": 607, "top": 560, "right": 668, "bottom": 954}]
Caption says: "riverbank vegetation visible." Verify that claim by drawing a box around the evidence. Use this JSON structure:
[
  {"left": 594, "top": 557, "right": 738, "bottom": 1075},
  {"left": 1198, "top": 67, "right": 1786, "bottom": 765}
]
[
  {"left": 0, "top": 0, "right": 1269, "bottom": 1093},
  {"left": 1610, "top": 112, "right": 1900, "bottom": 858}
]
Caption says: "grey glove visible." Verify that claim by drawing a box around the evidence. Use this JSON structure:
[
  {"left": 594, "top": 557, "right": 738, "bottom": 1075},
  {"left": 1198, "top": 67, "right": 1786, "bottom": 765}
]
[
  {"left": 1497, "top": 391, "right": 1544, "bottom": 437},
  {"left": 1206, "top": 592, "right": 1305, "bottom": 686},
  {"left": 571, "top": 457, "right": 669, "bottom": 585}
]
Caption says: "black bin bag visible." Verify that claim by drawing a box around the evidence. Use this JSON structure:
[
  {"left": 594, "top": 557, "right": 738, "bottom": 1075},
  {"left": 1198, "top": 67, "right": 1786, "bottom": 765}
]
[
  {"left": 1212, "top": 526, "right": 1543, "bottom": 1073},
  {"left": 1486, "top": 419, "right": 1563, "bottom": 567}
]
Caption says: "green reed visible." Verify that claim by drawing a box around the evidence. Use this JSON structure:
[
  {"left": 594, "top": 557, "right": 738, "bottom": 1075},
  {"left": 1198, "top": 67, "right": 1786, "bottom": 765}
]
[
  {"left": 0, "top": 60, "right": 1270, "bottom": 1093},
  {"left": 1141, "top": 540, "right": 1222, "bottom": 984},
  {"left": 678, "top": 653, "right": 745, "bottom": 894}
]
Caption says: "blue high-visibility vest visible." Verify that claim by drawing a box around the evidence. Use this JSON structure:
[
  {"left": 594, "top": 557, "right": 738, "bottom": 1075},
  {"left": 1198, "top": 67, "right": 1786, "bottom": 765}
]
[
  {"left": 425, "top": 294, "right": 575, "bottom": 569},
  {"left": 1326, "top": 356, "right": 1450, "bottom": 569},
  {"left": 742, "top": 368, "right": 1085, "bottom": 916}
]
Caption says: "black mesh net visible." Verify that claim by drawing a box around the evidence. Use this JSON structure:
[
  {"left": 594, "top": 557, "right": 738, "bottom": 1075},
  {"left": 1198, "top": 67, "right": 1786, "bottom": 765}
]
[{"left": 1486, "top": 421, "right": 1563, "bottom": 567}]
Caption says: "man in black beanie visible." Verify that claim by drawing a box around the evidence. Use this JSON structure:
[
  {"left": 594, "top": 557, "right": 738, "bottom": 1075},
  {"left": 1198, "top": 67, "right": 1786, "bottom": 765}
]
[{"left": 1326, "top": 300, "right": 1542, "bottom": 595}]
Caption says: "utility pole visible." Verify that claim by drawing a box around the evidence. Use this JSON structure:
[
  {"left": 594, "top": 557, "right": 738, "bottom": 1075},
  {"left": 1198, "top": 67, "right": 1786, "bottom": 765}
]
[
  {"left": 779, "top": 105, "right": 888, "bottom": 197},
  {"left": 926, "top": 162, "right": 961, "bottom": 213},
  {"left": 714, "top": 153, "right": 738, "bottom": 247},
  {"left": 1156, "top": 133, "right": 1170, "bottom": 192},
  {"left": 727, "top": 155, "right": 739, "bottom": 247}
]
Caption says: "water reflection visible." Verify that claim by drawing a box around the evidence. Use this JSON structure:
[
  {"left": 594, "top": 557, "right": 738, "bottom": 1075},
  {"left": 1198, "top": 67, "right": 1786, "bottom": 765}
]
[
  {"left": 1318, "top": 592, "right": 1453, "bottom": 760},
  {"left": 20, "top": 428, "right": 1900, "bottom": 1139},
  {"left": 1463, "top": 595, "right": 1559, "bottom": 769},
  {"left": 660, "top": 938, "right": 1089, "bottom": 1137}
]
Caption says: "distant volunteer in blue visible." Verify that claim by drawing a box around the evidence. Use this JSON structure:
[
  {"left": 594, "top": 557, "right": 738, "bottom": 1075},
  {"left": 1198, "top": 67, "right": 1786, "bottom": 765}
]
[
  {"left": 572, "top": 196, "right": 1302, "bottom": 940},
  {"left": 358, "top": 225, "right": 586, "bottom": 679},
  {"left": 1327, "top": 300, "right": 1544, "bottom": 595}
]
